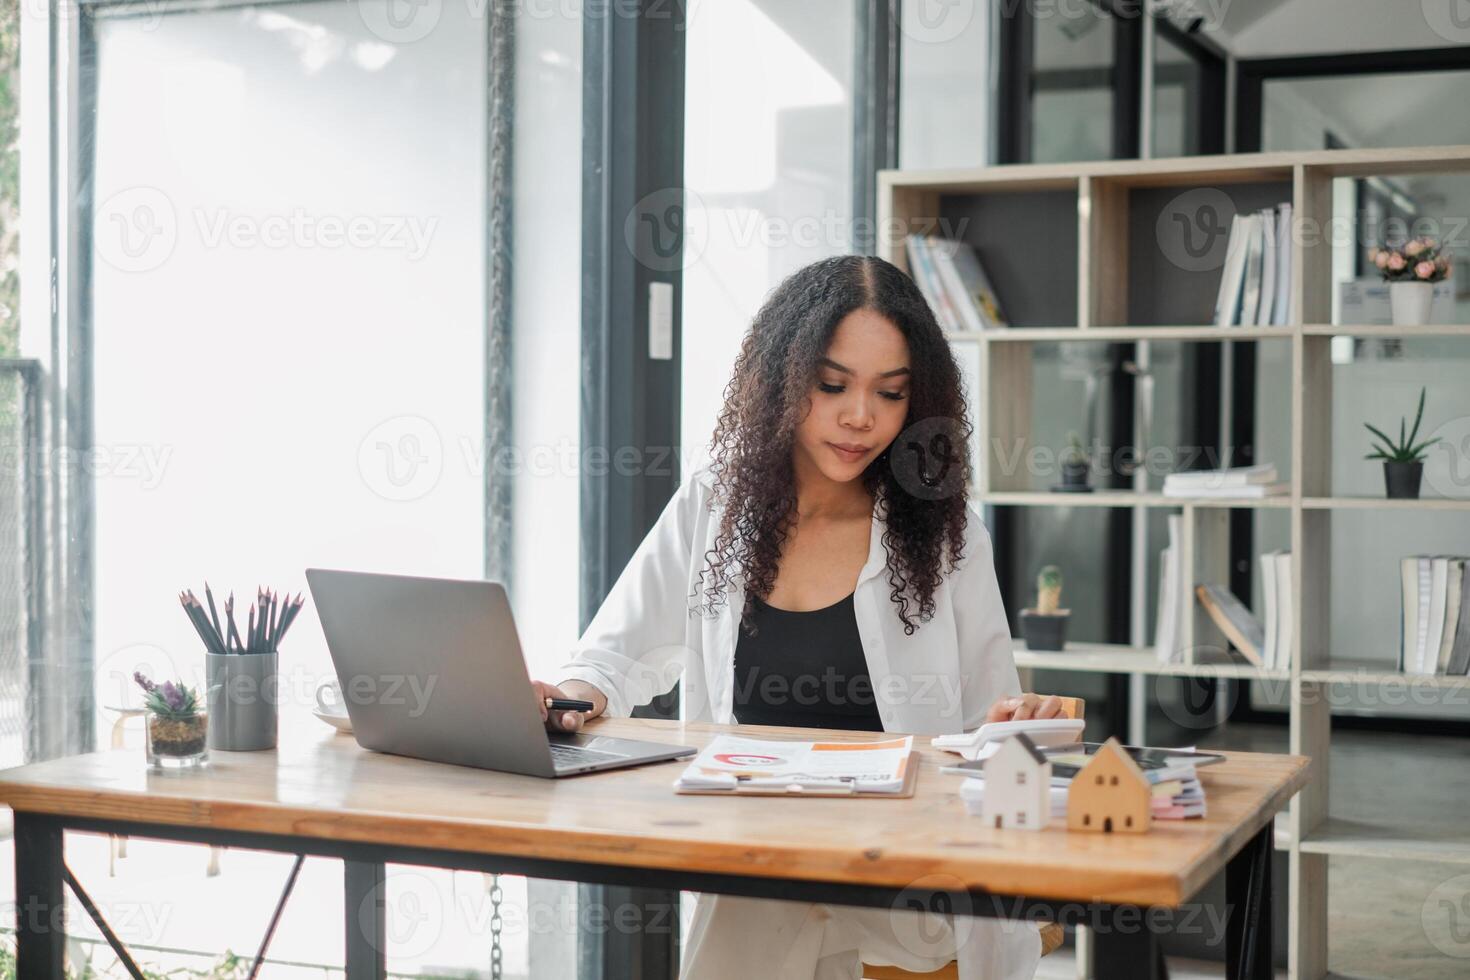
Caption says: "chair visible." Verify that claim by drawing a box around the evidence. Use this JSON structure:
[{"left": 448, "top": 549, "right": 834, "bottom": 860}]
[{"left": 859, "top": 693, "right": 1083, "bottom": 979}]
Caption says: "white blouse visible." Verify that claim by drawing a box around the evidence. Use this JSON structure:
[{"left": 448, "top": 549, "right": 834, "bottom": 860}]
[{"left": 559, "top": 464, "right": 1022, "bottom": 735}]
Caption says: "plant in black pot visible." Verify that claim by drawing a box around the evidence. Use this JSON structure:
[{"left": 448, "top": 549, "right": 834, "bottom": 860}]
[
  {"left": 1020, "top": 565, "right": 1069, "bottom": 651},
  {"left": 1364, "top": 387, "right": 1439, "bottom": 500},
  {"left": 1052, "top": 431, "right": 1093, "bottom": 493}
]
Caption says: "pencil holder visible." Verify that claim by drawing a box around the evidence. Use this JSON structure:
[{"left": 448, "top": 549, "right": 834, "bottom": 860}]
[{"left": 205, "top": 650, "right": 280, "bottom": 751}]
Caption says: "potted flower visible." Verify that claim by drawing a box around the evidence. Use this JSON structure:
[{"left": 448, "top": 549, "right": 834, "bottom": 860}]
[
  {"left": 1371, "top": 239, "right": 1451, "bottom": 326},
  {"left": 1051, "top": 431, "right": 1093, "bottom": 493},
  {"left": 1020, "top": 565, "right": 1070, "bottom": 651},
  {"left": 134, "top": 670, "right": 208, "bottom": 769},
  {"left": 1364, "top": 386, "right": 1440, "bottom": 500}
]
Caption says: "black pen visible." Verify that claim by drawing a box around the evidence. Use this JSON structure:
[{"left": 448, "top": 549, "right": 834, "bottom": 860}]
[{"left": 544, "top": 697, "right": 595, "bottom": 712}]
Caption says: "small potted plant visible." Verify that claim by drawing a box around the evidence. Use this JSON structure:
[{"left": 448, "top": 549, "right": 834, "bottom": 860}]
[
  {"left": 1371, "top": 239, "right": 1451, "bottom": 326},
  {"left": 135, "top": 670, "right": 208, "bottom": 769},
  {"left": 1364, "top": 386, "right": 1440, "bottom": 500},
  {"left": 1051, "top": 431, "right": 1093, "bottom": 493},
  {"left": 1020, "top": 565, "right": 1070, "bottom": 651}
]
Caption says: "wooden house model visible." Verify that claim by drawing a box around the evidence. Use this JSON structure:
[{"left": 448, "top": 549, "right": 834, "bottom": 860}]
[
  {"left": 980, "top": 732, "right": 1051, "bottom": 831},
  {"left": 1066, "top": 737, "right": 1151, "bottom": 834}
]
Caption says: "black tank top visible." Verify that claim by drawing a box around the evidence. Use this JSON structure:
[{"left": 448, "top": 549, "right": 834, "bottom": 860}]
[{"left": 731, "top": 592, "right": 884, "bottom": 732}]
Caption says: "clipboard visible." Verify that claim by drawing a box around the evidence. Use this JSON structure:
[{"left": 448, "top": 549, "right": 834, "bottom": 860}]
[{"left": 674, "top": 751, "right": 920, "bottom": 798}]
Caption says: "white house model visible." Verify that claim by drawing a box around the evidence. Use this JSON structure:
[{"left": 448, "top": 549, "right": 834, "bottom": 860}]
[{"left": 980, "top": 732, "right": 1052, "bottom": 831}]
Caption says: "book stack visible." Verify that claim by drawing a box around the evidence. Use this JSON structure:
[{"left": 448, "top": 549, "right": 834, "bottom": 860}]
[
  {"left": 905, "top": 235, "right": 1009, "bottom": 332},
  {"left": 1162, "top": 463, "right": 1287, "bottom": 499},
  {"left": 1400, "top": 556, "right": 1470, "bottom": 676},
  {"left": 1213, "top": 203, "right": 1292, "bottom": 327},
  {"left": 1259, "top": 551, "right": 1294, "bottom": 672}
]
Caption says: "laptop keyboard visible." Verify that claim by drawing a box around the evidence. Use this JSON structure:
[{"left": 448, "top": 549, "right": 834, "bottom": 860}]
[{"left": 549, "top": 742, "right": 629, "bottom": 767}]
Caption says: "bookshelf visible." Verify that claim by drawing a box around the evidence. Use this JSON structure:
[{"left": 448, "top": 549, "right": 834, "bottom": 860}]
[{"left": 879, "top": 145, "right": 1470, "bottom": 980}]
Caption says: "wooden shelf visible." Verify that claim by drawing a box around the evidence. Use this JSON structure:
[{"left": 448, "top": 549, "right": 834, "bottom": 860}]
[
  {"left": 968, "top": 325, "right": 1291, "bottom": 342},
  {"left": 1301, "top": 497, "right": 1470, "bottom": 511},
  {"left": 1302, "top": 323, "right": 1470, "bottom": 338},
  {"left": 982, "top": 491, "right": 1292, "bottom": 509},
  {"left": 1299, "top": 818, "right": 1470, "bottom": 865},
  {"left": 1299, "top": 660, "right": 1470, "bottom": 689},
  {"left": 1012, "top": 640, "right": 1286, "bottom": 680},
  {"left": 882, "top": 145, "right": 1470, "bottom": 980}
]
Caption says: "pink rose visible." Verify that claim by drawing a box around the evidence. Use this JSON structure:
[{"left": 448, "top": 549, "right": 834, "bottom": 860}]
[
  {"left": 1388, "top": 252, "right": 1407, "bottom": 271},
  {"left": 1417, "top": 261, "right": 1437, "bottom": 280},
  {"left": 1374, "top": 250, "right": 1390, "bottom": 269},
  {"left": 1405, "top": 240, "right": 1424, "bottom": 257}
]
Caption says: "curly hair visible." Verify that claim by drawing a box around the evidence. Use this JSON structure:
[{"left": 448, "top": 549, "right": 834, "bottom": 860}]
[{"left": 695, "top": 254, "right": 973, "bottom": 635}]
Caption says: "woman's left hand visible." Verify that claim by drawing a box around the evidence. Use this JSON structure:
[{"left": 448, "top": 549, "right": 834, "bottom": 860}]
[{"left": 985, "top": 693, "right": 1064, "bottom": 723}]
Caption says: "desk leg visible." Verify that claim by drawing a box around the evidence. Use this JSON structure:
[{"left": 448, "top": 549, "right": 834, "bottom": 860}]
[
  {"left": 1226, "top": 824, "right": 1273, "bottom": 980},
  {"left": 15, "top": 813, "right": 65, "bottom": 980},
  {"left": 1091, "top": 907, "right": 1166, "bottom": 980},
  {"left": 344, "top": 859, "right": 387, "bottom": 980}
]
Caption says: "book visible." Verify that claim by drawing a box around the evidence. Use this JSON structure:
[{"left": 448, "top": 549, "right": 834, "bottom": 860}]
[
  {"left": 674, "top": 734, "right": 916, "bottom": 796},
  {"left": 1272, "top": 203, "right": 1292, "bottom": 326},
  {"left": 1154, "top": 514, "right": 1184, "bottom": 665},
  {"left": 928, "top": 238, "right": 1008, "bottom": 330},
  {"left": 1400, "top": 556, "right": 1419, "bottom": 673},
  {"left": 1425, "top": 557, "right": 1452, "bottom": 675},
  {"left": 1238, "top": 214, "right": 1265, "bottom": 326},
  {"left": 1273, "top": 552, "right": 1293, "bottom": 672},
  {"left": 1195, "top": 584, "right": 1265, "bottom": 667},
  {"left": 906, "top": 236, "right": 961, "bottom": 332},
  {"left": 1261, "top": 551, "right": 1280, "bottom": 670},
  {"left": 1449, "top": 563, "right": 1470, "bottom": 676},
  {"left": 1437, "top": 559, "right": 1465, "bottom": 675},
  {"left": 1256, "top": 207, "right": 1277, "bottom": 326},
  {"left": 1163, "top": 463, "right": 1278, "bottom": 490},
  {"left": 1163, "top": 482, "right": 1288, "bottom": 499},
  {"left": 1213, "top": 214, "right": 1249, "bottom": 327},
  {"left": 1415, "top": 557, "right": 1433, "bottom": 674}
]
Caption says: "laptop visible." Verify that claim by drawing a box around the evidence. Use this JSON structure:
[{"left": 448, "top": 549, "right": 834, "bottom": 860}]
[{"left": 304, "top": 568, "right": 696, "bottom": 777}]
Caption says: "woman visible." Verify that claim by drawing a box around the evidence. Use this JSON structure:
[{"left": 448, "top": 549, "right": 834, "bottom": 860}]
[{"left": 532, "top": 254, "right": 1060, "bottom": 980}]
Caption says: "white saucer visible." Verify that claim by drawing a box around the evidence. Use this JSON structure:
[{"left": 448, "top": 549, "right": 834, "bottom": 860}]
[{"left": 313, "top": 708, "right": 353, "bottom": 733}]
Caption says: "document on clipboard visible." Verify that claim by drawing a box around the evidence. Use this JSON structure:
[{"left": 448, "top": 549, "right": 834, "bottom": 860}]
[{"left": 673, "top": 734, "right": 917, "bottom": 797}]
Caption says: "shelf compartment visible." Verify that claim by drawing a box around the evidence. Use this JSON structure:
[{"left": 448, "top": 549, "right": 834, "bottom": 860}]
[
  {"left": 981, "top": 491, "right": 1292, "bottom": 509},
  {"left": 1012, "top": 640, "right": 1286, "bottom": 680},
  {"left": 1299, "top": 818, "right": 1470, "bottom": 865},
  {"left": 1301, "top": 496, "right": 1470, "bottom": 511}
]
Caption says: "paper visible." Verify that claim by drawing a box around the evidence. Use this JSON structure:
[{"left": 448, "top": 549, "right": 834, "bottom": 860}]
[{"left": 674, "top": 734, "right": 914, "bottom": 794}]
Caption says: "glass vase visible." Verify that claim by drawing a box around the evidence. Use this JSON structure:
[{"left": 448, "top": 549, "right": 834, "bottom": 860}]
[{"left": 145, "top": 709, "right": 209, "bottom": 769}]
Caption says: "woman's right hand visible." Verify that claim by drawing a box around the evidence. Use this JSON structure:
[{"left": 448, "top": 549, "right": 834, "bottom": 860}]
[{"left": 532, "top": 678, "right": 607, "bottom": 733}]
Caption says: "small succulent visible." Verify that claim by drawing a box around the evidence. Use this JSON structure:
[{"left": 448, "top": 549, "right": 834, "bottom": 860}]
[
  {"left": 1036, "top": 565, "right": 1063, "bottom": 616},
  {"left": 1062, "top": 431, "right": 1088, "bottom": 468},
  {"left": 134, "top": 670, "right": 201, "bottom": 720},
  {"left": 1364, "top": 387, "right": 1439, "bottom": 464}
]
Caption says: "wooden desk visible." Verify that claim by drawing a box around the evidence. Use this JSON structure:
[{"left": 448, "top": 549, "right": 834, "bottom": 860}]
[{"left": 1, "top": 713, "right": 1308, "bottom": 979}]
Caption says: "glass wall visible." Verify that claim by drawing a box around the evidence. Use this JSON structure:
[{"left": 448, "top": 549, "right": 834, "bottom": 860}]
[
  {"left": 680, "top": 0, "right": 855, "bottom": 464},
  {"left": 42, "top": 0, "right": 585, "bottom": 973}
]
